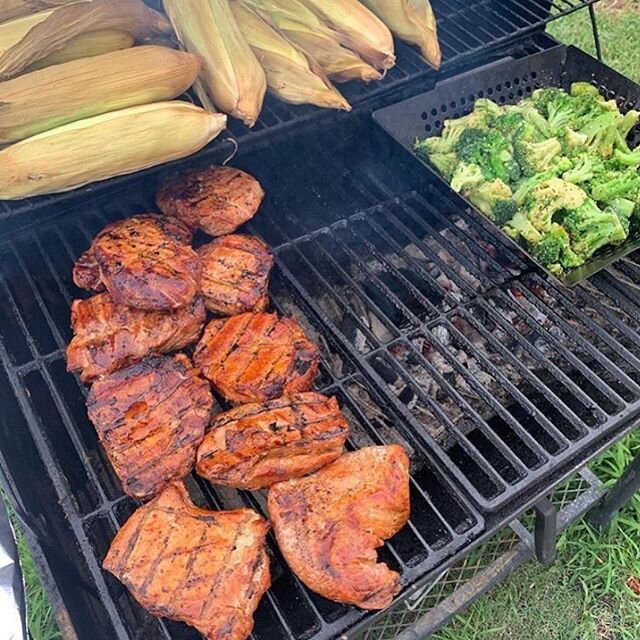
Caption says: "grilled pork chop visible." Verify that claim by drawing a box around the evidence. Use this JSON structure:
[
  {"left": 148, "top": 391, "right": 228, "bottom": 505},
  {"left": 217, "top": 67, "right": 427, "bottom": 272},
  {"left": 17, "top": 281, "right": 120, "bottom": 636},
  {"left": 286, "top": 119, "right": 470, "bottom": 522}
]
[
  {"left": 73, "top": 214, "right": 193, "bottom": 293},
  {"left": 67, "top": 293, "right": 206, "bottom": 383},
  {"left": 87, "top": 215, "right": 200, "bottom": 311},
  {"left": 196, "top": 393, "right": 349, "bottom": 489},
  {"left": 198, "top": 234, "right": 274, "bottom": 316},
  {"left": 156, "top": 166, "right": 265, "bottom": 237},
  {"left": 87, "top": 354, "right": 213, "bottom": 500},
  {"left": 103, "top": 482, "right": 271, "bottom": 640},
  {"left": 194, "top": 312, "right": 320, "bottom": 404},
  {"left": 269, "top": 445, "right": 410, "bottom": 610}
]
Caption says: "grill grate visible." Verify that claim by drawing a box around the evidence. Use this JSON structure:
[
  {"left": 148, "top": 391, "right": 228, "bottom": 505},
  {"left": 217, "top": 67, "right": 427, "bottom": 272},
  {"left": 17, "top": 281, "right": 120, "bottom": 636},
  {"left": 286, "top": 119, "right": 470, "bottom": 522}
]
[{"left": 1, "top": 103, "right": 640, "bottom": 640}]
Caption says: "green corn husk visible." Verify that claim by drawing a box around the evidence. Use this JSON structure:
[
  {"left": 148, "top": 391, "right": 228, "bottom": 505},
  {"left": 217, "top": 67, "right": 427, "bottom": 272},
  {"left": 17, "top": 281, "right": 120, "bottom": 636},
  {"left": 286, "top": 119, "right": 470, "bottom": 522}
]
[
  {"left": 0, "top": 101, "right": 227, "bottom": 199},
  {"left": 0, "top": 0, "right": 171, "bottom": 80},
  {"left": 231, "top": 1, "right": 351, "bottom": 111},
  {"left": 240, "top": 0, "right": 381, "bottom": 83},
  {"left": 164, "top": 0, "right": 267, "bottom": 127},
  {"left": 0, "top": 45, "right": 202, "bottom": 143},
  {"left": 361, "top": 0, "right": 441, "bottom": 69},
  {"left": 297, "top": 0, "right": 395, "bottom": 70}
]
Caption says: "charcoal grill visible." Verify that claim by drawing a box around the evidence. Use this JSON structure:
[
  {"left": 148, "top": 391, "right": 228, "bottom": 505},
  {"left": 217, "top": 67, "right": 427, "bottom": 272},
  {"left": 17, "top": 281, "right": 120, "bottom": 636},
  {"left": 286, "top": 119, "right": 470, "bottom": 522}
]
[{"left": 1, "top": 2, "right": 639, "bottom": 640}]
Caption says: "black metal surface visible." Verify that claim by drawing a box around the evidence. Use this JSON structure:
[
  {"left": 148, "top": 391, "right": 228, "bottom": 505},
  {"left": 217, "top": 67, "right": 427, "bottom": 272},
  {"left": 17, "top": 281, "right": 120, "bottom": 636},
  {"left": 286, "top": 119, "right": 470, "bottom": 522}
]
[
  {"left": 533, "top": 499, "right": 557, "bottom": 566},
  {"left": 0, "top": 0, "right": 596, "bottom": 223},
  {"left": 373, "top": 44, "right": 640, "bottom": 286}
]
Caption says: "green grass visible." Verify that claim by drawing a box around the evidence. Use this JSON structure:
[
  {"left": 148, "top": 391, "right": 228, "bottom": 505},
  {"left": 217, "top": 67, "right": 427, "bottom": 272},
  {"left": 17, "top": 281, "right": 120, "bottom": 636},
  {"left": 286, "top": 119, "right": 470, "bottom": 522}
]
[{"left": 8, "top": 5, "right": 640, "bottom": 640}]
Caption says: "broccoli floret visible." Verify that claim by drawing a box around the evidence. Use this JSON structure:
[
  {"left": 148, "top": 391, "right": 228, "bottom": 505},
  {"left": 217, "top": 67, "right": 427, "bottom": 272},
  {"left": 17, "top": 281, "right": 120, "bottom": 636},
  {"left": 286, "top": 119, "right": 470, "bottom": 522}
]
[
  {"left": 513, "top": 138, "right": 563, "bottom": 177},
  {"left": 531, "top": 223, "right": 584, "bottom": 270},
  {"left": 532, "top": 87, "right": 576, "bottom": 132},
  {"left": 562, "top": 153, "right": 603, "bottom": 184},
  {"left": 563, "top": 127, "right": 589, "bottom": 150},
  {"left": 563, "top": 198, "right": 628, "bottom": 259},
  {"left": 608, "top": 197, "right": 636, "bottom": 219},
  {"left": 570, "top": 82, "right": 600, "bottom": 98},
  {"left": 613, "top": 147, "right": 640, "bottom": 167},
  {"left": 493, "top": 199, "right": 519, "bottom": 226},
  {"left": 473, "top": 98, "right": 503, "bottom": 120},
  {"left": 491, "top": 112, "right": 523, "bottom": 139},
  {"left": 526, "top": 178, "right": 587, "bottom": 232},
  {"left": 618, "top": 110, "right": 640, "bottom": 140},
  {"left": 455, "top": 128, "right": 516, "bottom": 182},
  {"left": 428, "top": 152, "right": 459, "bottom": 179},
  {"left": 503, "top": 210, "right": 542, "bottom": 245},
  {"left": 590, "top": 169, "right": 640, "bottom": 203},
  {"left": 579, "top": 112, "right": 622, "bottom": 158},
  {"left": 465, "top": 179, "right": 513, "bottom": 218},
  {"left": 450, "top": 162, "right": 484, "bottom": 193}
]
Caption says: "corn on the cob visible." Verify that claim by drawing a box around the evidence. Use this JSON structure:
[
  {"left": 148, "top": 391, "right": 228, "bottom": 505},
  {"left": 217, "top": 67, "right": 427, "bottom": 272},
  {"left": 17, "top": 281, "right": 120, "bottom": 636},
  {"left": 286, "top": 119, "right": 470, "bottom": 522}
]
[
  {"left": 0, "top": 9, "right": 51, "bottom": 56},
  {"left": 231, "top": 2, "right": 351, "bottom": 111},
  {"left": 26, "top": 29, "right": 135, "bottom": 72},
  {"left": 0, "top": 101, "right": 227, "bottom": 200},
  {"left": 297, "top": 0, "right": 395, "bottom": 70},
  {"left": 0, "top": 1, "right": 74, "bottom": 25},
  {"left": 240, "top": 0, "right": 381, "bottom": 83},
  {"left": 361, "top": 0, "right": 441, "bottom": 69},
  {"left": 164, "top": 0, "right": 266, "bottom": 128},
  {"left": 0, "top": 0, "right": 171, "bottom": 80},
  {"left": 0, "top": 46, "right": 202, "bottom": 143}
]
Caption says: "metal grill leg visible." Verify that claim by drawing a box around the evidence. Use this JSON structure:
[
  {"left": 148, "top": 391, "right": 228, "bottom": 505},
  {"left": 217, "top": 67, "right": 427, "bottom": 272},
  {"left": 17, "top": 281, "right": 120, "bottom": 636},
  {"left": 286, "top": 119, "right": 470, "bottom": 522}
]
[
  {"left": 589, "top": 453, "right": 640, "bottom": 531},
  {"left": 588, "top": 4, "right": 603, "bottom": 61},
  {"left": 534, "top": 498, "right": 557, "bottom": 566}
]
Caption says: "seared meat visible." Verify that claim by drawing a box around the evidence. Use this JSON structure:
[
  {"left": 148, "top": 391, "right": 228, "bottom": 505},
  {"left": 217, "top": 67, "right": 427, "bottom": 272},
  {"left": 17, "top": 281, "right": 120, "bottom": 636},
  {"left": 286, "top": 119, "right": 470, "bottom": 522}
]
[
  {"left": 88, "top": 215, "right": 200, "bottom": 311},
  {"left": 72, "top": 214, "right": 193, "bottom": 294},
  {"left": 67, "top": 293, "right": 206, "bottom": 383},
  {"left": 103, "top": 482, "right": 271, "bottom": 640},
  {"left": 196, "top": 393, "right": 349, "bottom": 490},
  {"left": 156, "top": 166, "right": 264, "bottom": 237},
  {"left": 198, "top": 234, "right": 273, "bottom": 316},
  {"left": 194, "top": 312, "right": 319, "bottom": 404},
  {"left": 87, "top": 354, "right": 214, "bottom": 500},
  {"left": 269, "top": 445, "right": 410, "bottom": 610}
]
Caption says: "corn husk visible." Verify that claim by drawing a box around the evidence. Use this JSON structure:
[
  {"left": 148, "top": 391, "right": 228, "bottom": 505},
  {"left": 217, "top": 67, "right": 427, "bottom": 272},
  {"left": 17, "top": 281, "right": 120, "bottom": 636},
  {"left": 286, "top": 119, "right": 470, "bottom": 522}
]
[
  {"left": 361, "top": 0, "right": 441, "bottom": 69},
  {"left": 0, "top": 0, "right": 74, "bottom": 25},
  {"left": 297, "top": 0, "right": 395, "bottom": 70},
  {"left": 163, "top": 0, "right": 266, "bottom": 127},
  {"left": 0, "top": 0, "right": 171, "bottom": 80},
  {"left": 0, "top": 9, "right": 51, "bottom": 56},
  {"left": 0, "top": 101, "right": 227, "bottom": 199},
  {"left": 0, "top": 46, "right": 202, "bottom": 143},
  {"left": 25, "top": 29, "right": 135, "bottom": 71},
  {"left": 231, "top": 2, "right": 350, "bottom": 111},
  {"left": 240, "top": 0, "right": 381, "bottom": 83}
]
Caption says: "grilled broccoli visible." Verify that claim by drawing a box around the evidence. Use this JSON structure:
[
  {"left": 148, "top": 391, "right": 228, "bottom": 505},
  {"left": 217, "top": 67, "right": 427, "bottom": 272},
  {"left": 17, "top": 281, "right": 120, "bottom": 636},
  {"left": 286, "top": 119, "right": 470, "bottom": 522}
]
[
  {"left": 450, "top": 162, "right": 485, "bottom": 193},
  {"left": 606, "top": 197, "right": 636, "bottom": 235},
  {"left": 493, "top": 199, "right": 519, "bottom": 226},
  {"left": 464, "top": 179, "right": 513, "bottom": 218},
  {"left": 579, "top": 112, "right": 621, "bottom": 158},
  {"left": 455, "top": 128, "right": 519, "bottom": 182},
  {"left": 562, "top": 198, "right": 628, "bottom": 259},
  {"left": 526, "top": 178, "right": 587, "bottom": 232},
  {"left": 512, "top": 159, "right": 572, "bottom": 204},
  {"left": 491, "top": 112, "right": 523, "bottom": 139},
  {"left": 532, "top": 87, "right": 576, "bottom": 132},
  {"left": 503, "top": 210, "right": 542, "bottom": 245},
  {"left": 562, "top": 153, "right": 603, "bottom": 184},
  {"left": 618, "top": 110, "right": 640, "bottom": 140},
  {"left": 428, "top": 152, "right": 459, "bottom": 179},
  {"left": 513, "top": 138, "right": 563, "bottom": 176},
  {"left": 531, "top": 223, "right": 584, "bottom": 271},
  {"left": 613, "top": 146, "right": 640, "bottom": 167},
  {"left": 590, "top": 168, "right": 640, "bottom": 203},
  {"left": 570, "top": 82, "right": 600, "bottom": 98}
]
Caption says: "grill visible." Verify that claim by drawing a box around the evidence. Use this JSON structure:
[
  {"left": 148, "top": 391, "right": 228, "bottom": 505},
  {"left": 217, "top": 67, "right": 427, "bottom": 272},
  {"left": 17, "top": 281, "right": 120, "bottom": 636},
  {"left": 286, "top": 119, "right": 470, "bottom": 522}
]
[{"left": 1, "top": 2, "right": 639, "bottom": 640}]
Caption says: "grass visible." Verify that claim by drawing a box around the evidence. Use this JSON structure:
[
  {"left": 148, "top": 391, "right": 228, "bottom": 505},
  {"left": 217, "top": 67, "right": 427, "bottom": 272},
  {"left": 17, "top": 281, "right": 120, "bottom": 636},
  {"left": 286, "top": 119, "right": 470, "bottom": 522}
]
[{"left": 7, "top": 4, "right": 640, "bottom": 640}]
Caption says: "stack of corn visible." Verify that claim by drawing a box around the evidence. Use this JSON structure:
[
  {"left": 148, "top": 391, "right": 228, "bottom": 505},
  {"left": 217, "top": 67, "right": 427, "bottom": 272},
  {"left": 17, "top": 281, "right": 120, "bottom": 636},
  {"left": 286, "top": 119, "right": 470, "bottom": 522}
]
[
  {"left": 162, "top": 0, "right": 441, "bottom": 126},
  {"left": 0, "top": 0, "right": 227, "bottom": 200}
]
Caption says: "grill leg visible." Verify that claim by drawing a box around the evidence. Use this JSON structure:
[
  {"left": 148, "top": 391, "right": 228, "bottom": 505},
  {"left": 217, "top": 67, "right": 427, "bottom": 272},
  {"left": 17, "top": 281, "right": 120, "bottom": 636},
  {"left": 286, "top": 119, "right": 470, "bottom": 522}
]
[
  {"left": 589, "top": 453, "right": 640, "bottom": 532},
  {"left": 588, "top": 4, "right": 603, "bottom": 61},
  {"left": 534, "top": 498, "right": 557, "bottom": 566}
]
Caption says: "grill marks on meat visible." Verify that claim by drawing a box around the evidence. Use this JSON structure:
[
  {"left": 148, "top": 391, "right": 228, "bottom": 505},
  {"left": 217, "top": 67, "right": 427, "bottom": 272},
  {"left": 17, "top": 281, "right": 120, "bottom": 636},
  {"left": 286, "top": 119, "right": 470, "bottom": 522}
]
[
  {"left": 196, "top": 393, "right": 349, "bottom": 490},
  {"left": 88, "top": 215, "right": 200, "bottom": 311},
  {"left": 66, "top": 293, "right": 206, "bottom": 383},
  {"left": 198, "top": 234, "right": 274, "bottom": 316},
  {"left": 156, "top": 166, "right": 265, "bottom": 237},
  {"left": 194, "top": 313, "right": 320, "bottom": 404},
  {"left": 269, "top": 445, "right": 410, "bottom": 610},
  {"left": 103, "top": 482, "right": 271, "bottom": 640},
  {"left": 72, "top": 214, "right": 193, "bottom": 295},
  {"left": 87, "top": 355, "right": 213, "bottom": 500}
]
